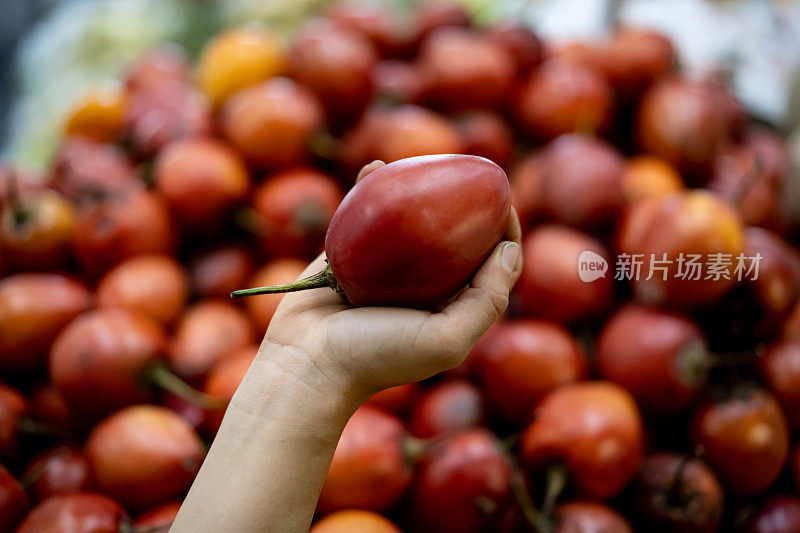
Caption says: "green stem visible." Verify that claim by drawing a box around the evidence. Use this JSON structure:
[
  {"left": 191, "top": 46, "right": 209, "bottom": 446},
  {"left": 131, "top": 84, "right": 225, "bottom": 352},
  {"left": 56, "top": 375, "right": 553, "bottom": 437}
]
[
  {"left": 231, "top": 265, "right": 336, "bottom": 298},
  {"left": 16, "top": 417, "right": 76, "bottom": 440},
  {"left": 510, "top": 466, "right": 544, "bottom": 533},
  {"left": 540, "top": 464, "right": 568, "bottom": 525},
  {"left": 145, "top": 362, "right": 228, "bottom": 410}
]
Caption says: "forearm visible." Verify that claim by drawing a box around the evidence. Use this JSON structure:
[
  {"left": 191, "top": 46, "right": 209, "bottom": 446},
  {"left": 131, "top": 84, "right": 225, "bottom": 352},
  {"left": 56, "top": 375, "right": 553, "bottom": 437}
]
[{"left": 171, "top": 342, "right": 363, "bottom": 533}]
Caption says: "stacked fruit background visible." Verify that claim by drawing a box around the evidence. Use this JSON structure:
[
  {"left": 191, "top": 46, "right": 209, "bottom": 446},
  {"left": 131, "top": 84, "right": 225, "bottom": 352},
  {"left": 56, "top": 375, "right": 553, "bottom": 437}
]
[{"left": 1, "top": 1, "right": 800, "bottom": 532}]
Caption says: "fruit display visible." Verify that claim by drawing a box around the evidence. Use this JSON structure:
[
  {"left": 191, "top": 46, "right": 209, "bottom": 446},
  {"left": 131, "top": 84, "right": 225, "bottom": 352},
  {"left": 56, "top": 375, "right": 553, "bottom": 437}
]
[{"left": 0, "top": 1, "right": 798, "bottom": 531}]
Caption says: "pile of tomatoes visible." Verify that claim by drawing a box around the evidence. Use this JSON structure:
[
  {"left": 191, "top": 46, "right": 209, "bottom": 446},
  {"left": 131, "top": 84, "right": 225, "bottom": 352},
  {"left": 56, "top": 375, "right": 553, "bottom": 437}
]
[{"left": 1, "top": 1, "right": 799, "bottom": 531}]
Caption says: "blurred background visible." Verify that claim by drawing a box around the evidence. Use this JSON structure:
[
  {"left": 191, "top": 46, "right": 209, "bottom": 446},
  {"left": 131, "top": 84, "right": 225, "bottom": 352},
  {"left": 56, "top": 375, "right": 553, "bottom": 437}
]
[{"left": 2, "top": 0, "right": 800, "bottom": 170}]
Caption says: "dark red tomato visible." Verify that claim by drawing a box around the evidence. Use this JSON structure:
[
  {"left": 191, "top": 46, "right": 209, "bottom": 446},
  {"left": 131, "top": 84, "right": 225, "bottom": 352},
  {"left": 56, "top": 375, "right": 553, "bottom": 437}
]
[
  {"left": 487, "top": 22, "right": 544, "bottom": 77},
  {"left": 516, "top": 59, "right": 612, "bottom": 140},
  {"left": 521, "top": 382, "right": 644, "bottom": 500},
  {"left": 318, "top": 405, "right": 412, "bottom": 512},
  {"left": 516, "top": 225, "right": 613, "bottom": 323},
  {"left": 537, "top": 133, "right": 625, "bottom": 229},
  {"left": 86, "top": 405, "right": 204, "bottom": 509},
  {"left": 49, "top": 309, "right": 166, "bottom": 419},
  {"left": 617, "top": 190, "right": 744, "bottom": 308},
  {"left": 15, "top": 492, "right": 125, "bottom": 533},
  {"left": 743, "top": 496, "right": 800, "bottom": 533},
  {"left": 597, "top": 305, "right": 708, "bottom": 413},
  {"left": 0, "top": 464, "right": 29, "bottom": 533},
  {"left": 634, "top": 452, "right": 724, "bottom": 533},
  {"left": 50, "top": 136, "right": 139, "bottom": 204},
  {"left": 636, "top": 78, "right": 728, "bottom": 175},
  {"left": 414, "top": 2, "right": 471, "bottom": 44},
  {"left": 472, "top": 320, "right": 586, "bottom": 423},
  {"left": 189, "top": 245, "right": 255, "bottom": 300},
  {"left": 23, "top": 446, "right": 92, "bottom": 502},
  {"left": 410, "top": 429, "right": 511, "bottom": 533},
  {"left": 168, "top": 301, "right": 254, "bottom": 380},
  {"left": 509, "top": 150, "right": 546, "bottom": 227},
  {"left": 326, "top": 2, "right": 414, "bottom": 58},
  {"left": 154, "top": 137, "right": 250, "bottom": 228},
  {"left": 29, "top": 382, "right": 76, "bottom": 432},
  {"left": 73, "top": 190, "right": 176, "bottom": 276},
  {"left": 418, "top": 27, "right": 514, "bottom": 111},
  {"left": 599, "top": 28, "right": 675, "bottom": 98},
  {"left": 691, "top": 388, "right": 789, "bottom": 496},
  {"left": 324, "top": 154, "right": 509, "bottom": 308},
  {"left": 221, "top": 77, "right": 324, "bottom": 168},
  {"left": 0, "top": 274, "right": 91, "bottom": 372},
  {"left": 553, "top": 501, "right": 634, "bottom": 533},
  {"left": 289, "top": 19, "right": 377, "bottom": 122},
  {"left": 409, "top": 379, "right": 485, "bottom": 439},
  {"left": 371, "top": 60, "right": 425, "bottom": 104},
  {"left": 761, "top": 340, "right": 800, "bottom": 430},
  {"left": 366, "top": 383, "right": 419, "bottom": 414},
  {"left": 0, "top": 383, "right": 26, "bottom": 459},
  {"left": 252, "top": 167, "right": 343, "bottom": 259},
  {"left": 454, "top": 111, "right": 515, "bottom": 169},
  {"left": 134, "top": 501, "right": 182, "bottom": 529}
]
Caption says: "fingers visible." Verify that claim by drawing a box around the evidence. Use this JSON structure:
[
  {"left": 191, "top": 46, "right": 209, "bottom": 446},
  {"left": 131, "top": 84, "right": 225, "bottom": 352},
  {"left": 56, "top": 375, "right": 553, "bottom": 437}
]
[
  {"left": 356, "top": 160, "right": 385, "bottom": 183},
  {"left": 431, "top": 241, "right": 522, "bottom": 355},
  {"left": 504, "top": 207, "right": 522, "bottom": 246}
]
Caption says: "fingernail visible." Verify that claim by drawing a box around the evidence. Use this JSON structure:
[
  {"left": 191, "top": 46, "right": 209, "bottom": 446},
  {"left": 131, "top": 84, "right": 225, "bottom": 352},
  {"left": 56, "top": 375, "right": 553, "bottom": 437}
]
[{"left": 501, "top": 242, "right": 519, "bottom": 273}]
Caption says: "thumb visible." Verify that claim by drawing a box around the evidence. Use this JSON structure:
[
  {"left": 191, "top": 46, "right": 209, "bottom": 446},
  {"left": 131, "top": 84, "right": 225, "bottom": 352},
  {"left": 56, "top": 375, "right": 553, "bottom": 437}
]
[{"left": 431, "top": 241, "right": 522, "bottom": 353}]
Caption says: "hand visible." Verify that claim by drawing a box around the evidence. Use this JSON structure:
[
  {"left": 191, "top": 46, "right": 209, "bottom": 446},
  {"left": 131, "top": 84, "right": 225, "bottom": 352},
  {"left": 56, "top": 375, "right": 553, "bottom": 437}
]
[{"left": 255, "top": 161, "right": 522, "bottom": 405}]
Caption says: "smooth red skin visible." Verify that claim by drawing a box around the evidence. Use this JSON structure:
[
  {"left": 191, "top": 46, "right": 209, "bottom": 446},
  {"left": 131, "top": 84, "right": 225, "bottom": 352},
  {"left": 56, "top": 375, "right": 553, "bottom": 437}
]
[
  {"left": 154, "top": 137, "right": 250, "bottom": 227},
  {"left": 745, "top": 496, "right": 800, "bottom": 533},
  {"left": 634, "top": 452, "right": 724, "bottom": 533},
  {"left": 521, "top": 382, "right": 644, "bottom": 500},
  {"left": 23, "top": 446, "right": 92, "bottom": 502},
  {"left": 289, "top": 20, "right": 377, "bottom": 121},
  {"left": 0, "top": 463, "right": 29, "bottom": 532},
  {"left": 366, "top": 383, "right": 419, "bottom": 414},
  {"left": 15, "top": 492, "right": 125, "bottom": 533},
  {"left": 189, "top": 245, "right": 254, "bottom": 299},
  {"left": 414, "top": 2, "right": 471, "bottom": 43},
  {"left": 418, "top": 27, "right": 514, "bottom": 111},
  {"left": 0, "top": 384, "right": 26, "bottom": 459},
  {"left": 617, "top": 191, "right": 744, "bottom": 308},
  {"left": 516, "top": 225, "right": 613, "bottom": 323},
  {"left": 168, "top": 301, "right": 254, "bottom": 380},
  {"left": 597, "top": 305, "right": 708, "bottom": 414},
  {"left": 0, "top": 190, "right": 76, "bottom": 271},
  {"left": 761, "top": 340, "right": 800, "bottom": 430},
  {"left": 29, "top": 383, "right": 76, "bottom": 432},
  {"left": 253, "top": 167, "right": 343, "bottom": 259},
  {"left": 371, "top": 60, "right": 425, "bottom": 104},
  {"left": 516, "top": 59, "right": 612, "bottom": 140},
  {"left": 0, "top": 274, "right": 91, "bottom": 372},
  {"left": 691, "top": 389, "right": 789, "bottom": 497},
  {"left": 455, "top": 111, "right": 515, "bottom": 169},
  {"left": 487, "top": 22, "right": 544, "bottom": 76},
  {"left": 411, "top": 429, "right": 510, "bottom": 533},
  {"left": 326, "top": 2, "right": 414, "bottom": 59},
  {"left": 326, "top": 154, "right": 510, "bottom": 308},
  {"left": 221, "top": 78, "right": 323, "bottom": 168},
  {"left": 318, "top": 405, "right": 412, "bottom": 513},
  {"left": 553, "top": 501, "right": 633, "bottom": 533},
  {"left": 86, "top": 405, "right": 204, "bottom": 509},
  {"left": 96, "top": 254, "right": 189, "bottom": 326},
  {"left": 410, "top": 380, "right": 484, "bottom": 439},
  {"left": 51, "top": 136, "right": 139, "bottom": 203},
  {"left": 201, "top": 346, "right": 257, "bottom": 435},
  {"left": 509, "top": 151, "right": 546, "bottom": 227},
  {"left": 124, "top": 46, "right": 188, "bottom": 93},
  {"left": 741, "top": 228, "right": 800, "bottom": 336},
  {"left": 599, "top": 28, "right": 675, "bottom": 98},
  {"left": 73, "top": 190, "right": 175, "bottom": 276},
  {"left": 311, "top": 510, "right": 402, "bottom": 533},
  {"left": 122, "top": 82, "right": 212, "bottom": 157},
  {"left": 49, "top": 309, "right": 166, "bottom": 419},
  {"left": 134, "top": 501, "right": 181, "bottom": 528},
  {"left": 244, "top": 259, "right": 307, "bottom": 334},
  {"left": 537, "top": 134, "right": 625, "bottom": 228},
  {"left": 636, "top": 78, "right": 728, "bottom": 174},
  {"left": 473, "top": 320, "right": 586, "bottom": 423}
]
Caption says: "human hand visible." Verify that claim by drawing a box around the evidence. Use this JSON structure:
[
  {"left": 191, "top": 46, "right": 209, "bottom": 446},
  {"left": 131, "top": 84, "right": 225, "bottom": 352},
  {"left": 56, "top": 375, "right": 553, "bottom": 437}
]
[{"left": 253, "top": 161, "right": 522, "bottom": 406}]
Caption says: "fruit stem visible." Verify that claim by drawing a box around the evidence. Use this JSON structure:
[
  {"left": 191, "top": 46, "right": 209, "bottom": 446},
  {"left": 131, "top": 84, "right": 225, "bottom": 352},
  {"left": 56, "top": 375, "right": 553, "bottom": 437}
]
[
  {"left": 145, "top": 361, "right": 228, "bottom": 410},
  {"left": 231, "top": 265, "right": 337, "bottom": 298},
  {"left": 540, "top": 464, "right": 568, "bottom": 523},
  {"left": 16, "top": 417, "right": 75, "bottom": 440},
  {"left": 5, "top": 169, "right": 30, "bottom": 228},
  {"left": 308, "top": 131, "right": 341, "bottom": 160},
  {"left": 510, "top": 466, "right": 546, "bottom": 533}
]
